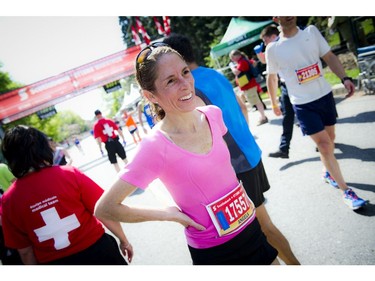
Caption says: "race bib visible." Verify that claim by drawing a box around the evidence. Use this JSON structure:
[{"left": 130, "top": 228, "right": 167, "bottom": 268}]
[
  {"left": 296, "top": 62, "right": 321, "bottom": 84},
  {"left": 206, "top": 182, "right": 255, "bottom": 237}
]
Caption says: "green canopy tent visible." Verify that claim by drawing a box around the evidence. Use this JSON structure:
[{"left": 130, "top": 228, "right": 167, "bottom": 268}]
[{"left": 210, "top": 17, "right": 273, "bottom": 68}]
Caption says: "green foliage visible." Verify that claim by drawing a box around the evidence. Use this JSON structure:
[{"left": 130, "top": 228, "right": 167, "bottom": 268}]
[
  {"left": 119, "top": 16, "right": 166, "bottom": 48},
  {"left": 108, "top": 90, "right": 123, "bottom": 117},
  {"left": 171, "top": 17, "right": 232, "bottom": 66},
  {"left": 323, "top": 68, "right": 360, "bottom": 86},
  {"left": 1, "top": 62, "right": 90, "bottom": 142},
  {"left": 327, "top": 32, "right": 341, "bottom": 47},
  {"left": 3, "top": 110, "right": 89, "bottom": 142},
  {"left": 101, "top": 83, "right": 124, "bottom": 118},
  {"left": 362, "top": 18, "right": 375, "bottom": 35},
  {"left": 118, "top": 16, "right": 233, "bottom": 66},
  {"left": 307, "top": 17, "right": 329, "bottom": 36},
  {"left": 0, "top": 62, "right": 23, "bottom": 94}
]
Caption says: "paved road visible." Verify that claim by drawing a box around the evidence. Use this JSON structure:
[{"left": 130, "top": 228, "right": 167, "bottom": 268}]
[{"left": 69, "top": 91, "right": 375, "bottom": 266}]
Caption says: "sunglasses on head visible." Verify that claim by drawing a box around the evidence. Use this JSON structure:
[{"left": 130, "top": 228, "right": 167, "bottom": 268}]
[{"left": 136, "top": 42, "right": 169, "bottom": 66}]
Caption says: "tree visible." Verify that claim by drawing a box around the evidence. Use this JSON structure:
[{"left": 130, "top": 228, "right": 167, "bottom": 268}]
[
  {"left": 119, "top": 16, "right": 163, "bottom": 47},
  {"left": 118, "top": 16, "right": 276, "bottom": 68},
  {"left": 0, "top": 62, "right": 23, "bottom": 94},
  {"left": 2, "top": 110, "right": 89, "bottom": 143},
  {"left": 170, "top": 17, "right": 232, "bottom": 66}
]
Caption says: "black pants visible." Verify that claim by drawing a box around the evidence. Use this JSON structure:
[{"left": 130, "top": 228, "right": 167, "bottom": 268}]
[
  {"left": 0, "top": 226, "right": 23, "bottom": 265},
  {"left": 188, "top": 219, "right": 278, "bottom": 265},
  {"left": 44, "top": 233, "right": 127, "bottom": 265},
  {"left": 279, "top": 83, "right": 295, "bottom": 153},
  {"left": 105, "top": 137, "right": 126, "bottom": 164}
]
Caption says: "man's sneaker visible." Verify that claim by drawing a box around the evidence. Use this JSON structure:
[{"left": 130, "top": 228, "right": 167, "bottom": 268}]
[
  {"left": 322, "top": 171, "right": 339, "bottom": 189},
  {"left": 343, "top": 188, "right": 366, "bottom": 210},
  {"left": 268, "top": 150, "right": 289, "bottom": 159}
]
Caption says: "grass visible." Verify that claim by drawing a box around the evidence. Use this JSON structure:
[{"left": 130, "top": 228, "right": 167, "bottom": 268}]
[{"left": 323, "top": 68, "right": 360, "bottom": 85}]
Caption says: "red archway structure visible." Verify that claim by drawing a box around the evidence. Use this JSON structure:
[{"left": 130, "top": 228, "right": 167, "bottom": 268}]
[{"left": 0, "top": 45, "right": 142, "bottom": 125}]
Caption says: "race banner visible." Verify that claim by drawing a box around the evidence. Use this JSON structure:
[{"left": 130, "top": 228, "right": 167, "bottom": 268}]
[{"left": 0, "top": 45, "right": 141, "bottom": 124}]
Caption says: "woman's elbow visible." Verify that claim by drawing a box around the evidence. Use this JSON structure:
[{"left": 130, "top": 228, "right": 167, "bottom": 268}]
[{"left": 94, "top": 199, "right": 109, "bottom": 220}]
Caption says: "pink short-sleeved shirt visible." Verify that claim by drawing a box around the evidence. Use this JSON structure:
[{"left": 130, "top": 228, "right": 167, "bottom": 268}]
[{"left": 120, "top": 105, "right": 255, "bottom": 248}]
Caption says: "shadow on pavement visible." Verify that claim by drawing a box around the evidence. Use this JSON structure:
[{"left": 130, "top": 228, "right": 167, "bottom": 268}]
[
  {"left": 334, "top": 96, "right": 346, "bottom": 105},
  {"left": 78, "top": 156, "right": 109, "bottom": 172},
  {"left": 280, "top": 156, "right": 321, "bottom": 171},
  {"left": 335, "top": 143, "right": 375, "bottom": 162},
  {"left": 337, "top": 111, "right": 375, "bottom": 124},
  {"left": 280, "top": 142, "right": 375, "bottom": 171},
  {"left": 354, "top": 201, "right": 375, "bottom": 217},
  {"left": 335, "top": 143, "right": 375, "bottom": 163},
  {"left": 346, "top": 182, "right": 375, "bottom": 194}
]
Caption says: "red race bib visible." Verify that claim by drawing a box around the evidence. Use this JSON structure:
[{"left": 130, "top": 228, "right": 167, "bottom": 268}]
[
  {"left": 206, "top": 182, "right": 255, "bottom": 237},
  {"left": 296, "top": 62, "right": 321, "bottom": 84}
]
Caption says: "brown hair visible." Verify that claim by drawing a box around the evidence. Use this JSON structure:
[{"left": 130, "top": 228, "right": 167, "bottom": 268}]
[
  {"left": 229, "top": 49, "right": 249, "bottom": 61},
  {"left": 135, "top": 46, "right": 183, "bottom": 121},
  {"left": 260, "top": 24, "right": 280, "bottom": 40}
]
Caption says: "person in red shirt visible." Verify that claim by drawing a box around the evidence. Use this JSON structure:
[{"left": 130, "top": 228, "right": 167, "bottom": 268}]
[
  {"left": 230, "top": 50, "right": 268, "bottom": 126},
  {"left": 93, "top": 109, "right": 128, "bottom": 173},
  {"left": 0, "top": 125, "right": 133, "bottom": 265}
]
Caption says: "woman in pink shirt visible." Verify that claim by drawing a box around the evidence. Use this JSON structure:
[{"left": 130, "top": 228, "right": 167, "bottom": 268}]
[{"left": 95, "top": 43, "right": 278, "bottom": 265}]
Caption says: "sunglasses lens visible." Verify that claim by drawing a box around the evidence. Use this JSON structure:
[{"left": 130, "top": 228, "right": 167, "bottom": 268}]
[
  {"left": 137, "top": 48, "right": 151, "bottom": 65},
  {"left": 136, "top": 42, "right": 169, "bottom": 66}
]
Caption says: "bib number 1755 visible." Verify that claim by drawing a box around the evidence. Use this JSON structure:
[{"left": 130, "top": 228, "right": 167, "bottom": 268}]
[{"left": 206, "top": 183, "right": 256, "bottom": 237}]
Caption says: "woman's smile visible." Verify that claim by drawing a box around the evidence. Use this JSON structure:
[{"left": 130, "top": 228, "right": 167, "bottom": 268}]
[{"left": 179, "top": 93, "right": 193, "bottom": 101}]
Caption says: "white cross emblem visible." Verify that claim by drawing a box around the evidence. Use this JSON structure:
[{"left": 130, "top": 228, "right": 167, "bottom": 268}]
[
  {"left": 102, "top": 123, "right": 114, "bottom": 137},
  {"left": 34, "top": 207, "right": 80, "bottom": 250}
]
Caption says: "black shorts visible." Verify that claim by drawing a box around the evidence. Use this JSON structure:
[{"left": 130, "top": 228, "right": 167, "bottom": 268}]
[
  {"left": 44, "top": 233, "right": 127, "bottom": 265},
  {"left": 188, "top": 219, "right": 278, "bottom": 265},
  {"left": 237, "top": 160, "right": 270, "bottom": 208},
  {"left": 105, "top": 138, "right": 126, "bottom": 164},
  {"left": 129, "top": 128, "right": 138, "bottom": 134},
  {"left": 293, "top": 92, "right": 337, "bottom": 136}
]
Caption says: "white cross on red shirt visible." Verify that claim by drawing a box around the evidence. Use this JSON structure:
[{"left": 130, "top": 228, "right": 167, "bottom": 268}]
[
  {"left": 102, "top": 123, "right": 114, "bottom": 137},
  {"left": 34, "top": 207, "right": 80, "bottom": 250}
]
